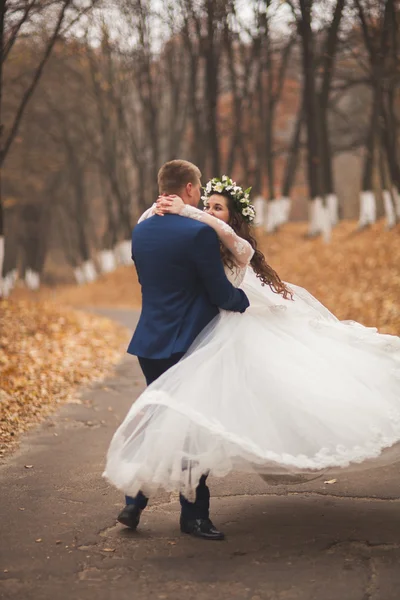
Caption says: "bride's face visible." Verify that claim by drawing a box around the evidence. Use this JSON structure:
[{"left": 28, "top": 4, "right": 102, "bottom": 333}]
[{"left": 205, "top": 194, "right": 230, "bottom": 223}]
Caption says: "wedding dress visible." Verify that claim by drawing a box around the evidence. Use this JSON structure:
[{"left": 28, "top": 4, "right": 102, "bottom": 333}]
[{"left": 104, "top": 205, "right": 400, "bottom": 499}]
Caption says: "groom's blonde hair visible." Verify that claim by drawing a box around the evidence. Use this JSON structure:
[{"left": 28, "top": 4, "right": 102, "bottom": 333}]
[{"left": 158, "top": 160, "right": 201, "bottom": 195}]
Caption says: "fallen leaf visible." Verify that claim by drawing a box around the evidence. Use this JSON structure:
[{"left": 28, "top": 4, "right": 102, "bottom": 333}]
[
  {"left": 0, "top": 301, "right": 127, "bottom": 457},
  {"left": 24, "top": 465, "right": 33, "bottom": 469},
  {"left": 35, "top": 538, "right": 42, "bottom": 543},
  {"left": 324, "top": 479, "right": 337, "bottom": 485},
  {"left": 103, "top": 548, "right": 116, "bottom": 553}
]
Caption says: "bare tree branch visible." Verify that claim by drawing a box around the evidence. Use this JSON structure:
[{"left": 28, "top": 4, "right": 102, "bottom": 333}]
[{"left": 0, "top": 0, "right": 72, "bottom": 167}]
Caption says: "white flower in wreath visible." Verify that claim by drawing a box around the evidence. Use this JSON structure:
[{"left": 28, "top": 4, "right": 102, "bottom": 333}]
[
  {"left": 225, "top": 185, "right": 233, "bottom": 191},
  {"left": 240, "top": 198, "right": 247, "bottom": 204},
  {"left": 222, "top": 175, "right": 228, "bottom": 181},
  {"left": 243, "top": 207, "right": 254, "bottom": 218},
  {"left": 205, "top": 181, "right": 212, "bottom": 193},
  {"left": 214, "top": 182, "right": 224, "bottom": 193}
]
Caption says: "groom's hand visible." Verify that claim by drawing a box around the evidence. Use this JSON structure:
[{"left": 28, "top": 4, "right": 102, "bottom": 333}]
[{"left": 155, "top": 195, "right": 184, "bottom": 216}]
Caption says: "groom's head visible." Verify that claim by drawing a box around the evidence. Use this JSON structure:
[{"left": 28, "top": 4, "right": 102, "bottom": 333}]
[{"left": 158, "top": 160, "right": 202, "bottom": 207}]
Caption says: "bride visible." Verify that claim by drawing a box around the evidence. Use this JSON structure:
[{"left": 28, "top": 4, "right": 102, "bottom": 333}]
[{"left": 104, "top": 175, "right": 400, "bottom": 500}]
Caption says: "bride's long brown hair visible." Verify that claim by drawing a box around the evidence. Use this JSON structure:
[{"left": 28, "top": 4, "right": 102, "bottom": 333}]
[{"left": 215, "top": 193, "right": 293, "bottom": 300}]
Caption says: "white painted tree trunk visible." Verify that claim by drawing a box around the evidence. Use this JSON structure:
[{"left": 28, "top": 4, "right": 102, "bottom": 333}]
[
  {"left": 253, "top": 196, "right": 266, "bottom": 227},
  {"left": 98, "top": 249, "right": 117, "bottom": 274},
  {"left": 308, "top": 197, "right": 332, "bottom": 242},
  {"left": 383, "top": 190, "right": 397, "bottom": 229},
  {"left": 25, "top": 269, "right": 40, "bottom": 291},
  {"left": 280, "top": 196, "right": 291, "bottom": 223},
  {"left": 265, "top": 197, "right": 291, "bottom": 233},
  {"left": 392, "top": 185, "right": 400, "bottom": 219},
  {"left": 73, "top": 261, "right": 97, "bottom": 285},
  {"left": 0, "top": 268, "right": 17, "bottom": 298},
  {"left": 358, "top": 190, "right": 376, "bottom": 228},
  {"left": 265, "top": 199, "right": 279, "bottom": 232},
  {"left": 82, "top": 260, "right": 97, "bottom": 283},
  {"left": 326, "top": 194, "right": 339, "bottom": 226},
  {"left": 73, "top": 266, "right": 86, "bottom": 285},
  {"left": 115, "top": 240, "right": 132, "bottom": 266}
]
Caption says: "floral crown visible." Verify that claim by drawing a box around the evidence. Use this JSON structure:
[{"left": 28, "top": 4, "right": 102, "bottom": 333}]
[{"left": 201, "top": 176, "right": 256, "bottom": 223}]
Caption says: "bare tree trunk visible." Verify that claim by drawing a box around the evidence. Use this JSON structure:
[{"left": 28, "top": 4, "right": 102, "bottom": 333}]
[
  {"left": 0, "top": 0, "right": 98, "bottom": 290},
  {"left": 318, "top": 0, "right": 345, "bottom": 226},
  {"left": 381, "top": 0, "right": 400, "bottom": 218},
  {"left": 318, "top": 0, "right": 345, "bottom": 191},
  {"left": 86, "top": 40, "right": 132, "bottom": 240},
  {"left": 299, "top": 0, "right": 322, "bottom": 200},
  {"left": 264, "top": 28, "right": 295, "bottom": 233},
  {"left": 20, "top": 203, "right": 51, "bottom": 290},
  {"left": 355, "top": 0, "right": 395, "bottom": 227},
  {"left": 181, "top": 9, "right": 206, "bottom": 172},
  {"left": 204, "top": 0, "right": 221, "bottom": 177},
  {"left": 298, "top": 0, "right": 328, "bottom": 238},
  {"left": 0, "top": 0, "right": 73, "bottom": 169},
  {"left": 223, "top": 25, "right": 250, "bottom": 177},
  {"left": 0, "top": 0, "right": 5, "bottom": 280},
  {"left": 282, "top": 106, "right": 304, "bottom": 199}
]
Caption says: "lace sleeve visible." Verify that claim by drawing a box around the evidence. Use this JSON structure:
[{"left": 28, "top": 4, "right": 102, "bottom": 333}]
[
  {"left": 138, "top": 204, "right": 156, "bottom": 223},
  {"left": 180, "top": 205, "right": 254, "bottom": 266}
]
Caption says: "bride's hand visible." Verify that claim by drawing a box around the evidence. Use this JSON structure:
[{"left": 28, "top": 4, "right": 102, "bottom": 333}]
[{"left": 155, "top": 195, "right": 184, "bottom": 216}]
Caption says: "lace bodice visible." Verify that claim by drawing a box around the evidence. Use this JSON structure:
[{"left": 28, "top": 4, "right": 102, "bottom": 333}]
[
  {"left": 138, "top": 203, "right": 255, "bottom": 270},
  {"left": 180, "top": 205, "right": 254, "bottom": 267}
]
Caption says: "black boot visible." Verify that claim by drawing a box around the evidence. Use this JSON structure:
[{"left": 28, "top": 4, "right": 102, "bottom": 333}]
[
  {"left": 180, "top": 516, "right": 225, "bottom": 540},
  {"left": 117, "top": 504, "right": 142, "bottom": 530}
]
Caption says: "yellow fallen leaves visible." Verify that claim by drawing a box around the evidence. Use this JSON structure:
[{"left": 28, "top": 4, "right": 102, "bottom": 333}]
[
  {"left": 11, "top": 266, "right": 142, "bottom": 308},
  {"left": 258, "top": 220, "right": 400, "bottom": 336},
  {"left": 0, "top": 300, "right": 128, "bottom": 456}
]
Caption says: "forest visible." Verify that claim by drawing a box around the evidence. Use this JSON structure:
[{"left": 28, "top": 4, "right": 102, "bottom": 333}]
[{"left": 0, "top": 0, "right": 399, "bottom": 294}]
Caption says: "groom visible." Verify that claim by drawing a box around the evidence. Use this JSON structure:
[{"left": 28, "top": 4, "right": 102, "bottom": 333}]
[{"left": 117, "top": 159, "right": 249, "bottom": 540}]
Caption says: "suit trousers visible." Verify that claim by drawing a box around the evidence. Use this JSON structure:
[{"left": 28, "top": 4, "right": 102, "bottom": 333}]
[{"left": 125, "top": 353, "right": 210, "bottom": 520}]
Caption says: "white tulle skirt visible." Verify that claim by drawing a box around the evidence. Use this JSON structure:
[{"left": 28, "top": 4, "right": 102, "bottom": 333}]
[{"left": 103, "top": 269, "right": 400, "bottom": 498}]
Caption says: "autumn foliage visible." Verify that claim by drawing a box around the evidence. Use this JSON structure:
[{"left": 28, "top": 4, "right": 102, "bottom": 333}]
[{"left": 0, "top": 301, "right": 128, "bottom": 456}]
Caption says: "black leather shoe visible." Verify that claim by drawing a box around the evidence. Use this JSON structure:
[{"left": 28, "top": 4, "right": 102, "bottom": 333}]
[
  {"left": 180, "top": 517, "right": 225, "bottom": 540},
  {"left": 117, "top": 505, "right": 142, "bottom": 530}
]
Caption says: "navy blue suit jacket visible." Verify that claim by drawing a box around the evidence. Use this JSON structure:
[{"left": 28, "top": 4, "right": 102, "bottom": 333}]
[{"left": 127, "top": 213, "right": 249, "bottom": 359}]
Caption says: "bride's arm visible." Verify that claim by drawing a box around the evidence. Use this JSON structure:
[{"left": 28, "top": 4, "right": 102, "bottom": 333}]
[
  {"left": 157, "top": 197, "right": 254, "bottom": 267},
  {"left": 137, "top": 204, "right": 156, "bottom": 223}
]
